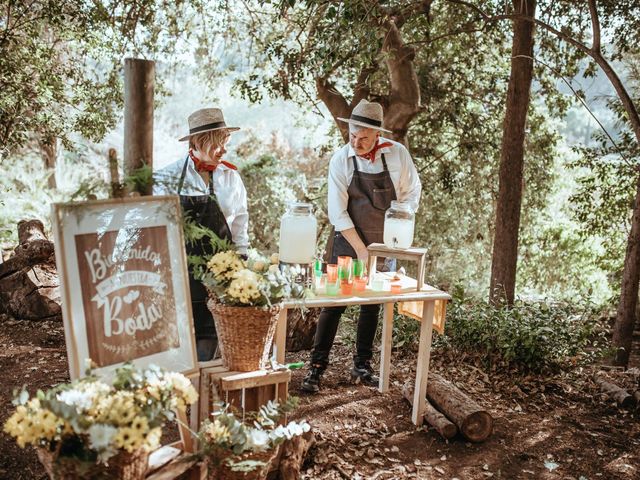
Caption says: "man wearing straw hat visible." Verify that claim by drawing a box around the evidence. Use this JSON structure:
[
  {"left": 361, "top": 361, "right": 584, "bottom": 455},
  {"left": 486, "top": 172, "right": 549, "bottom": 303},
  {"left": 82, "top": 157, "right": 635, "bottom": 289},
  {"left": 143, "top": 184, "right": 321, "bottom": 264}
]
[
  {"left": 301, "top": 99, "right": 422, "bottom": 393},
  {"left": 154, "top": 107, "right": 249, "bottom": 361}
]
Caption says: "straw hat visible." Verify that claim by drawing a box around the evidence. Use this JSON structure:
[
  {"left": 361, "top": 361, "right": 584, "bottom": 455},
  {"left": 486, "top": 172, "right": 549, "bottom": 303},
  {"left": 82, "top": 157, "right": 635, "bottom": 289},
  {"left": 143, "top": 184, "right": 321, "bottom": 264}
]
[
  {"left": 337, "top": 99, "right": 391, "bottom": 133},
  {"left": 178, "top": 108, "right": 240, "bottom": 141}
]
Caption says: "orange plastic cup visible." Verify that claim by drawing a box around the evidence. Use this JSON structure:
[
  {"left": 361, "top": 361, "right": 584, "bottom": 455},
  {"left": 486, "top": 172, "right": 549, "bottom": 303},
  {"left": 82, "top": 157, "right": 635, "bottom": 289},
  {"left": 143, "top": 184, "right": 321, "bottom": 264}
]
[
  {"left": 353, "top": 278, "right": 367, "bottom": 292},
  {"left": 340, "top": 282, "right": 353, "bottom": 295},
  {"left": 390, "top": 284, "right": 402, "bottom": 294},
  {"left": 337, "top": 255, "right": 352, "bottom": 266},
  {"left": 326, "top": 264, "right": 338, "bottom": 283}
]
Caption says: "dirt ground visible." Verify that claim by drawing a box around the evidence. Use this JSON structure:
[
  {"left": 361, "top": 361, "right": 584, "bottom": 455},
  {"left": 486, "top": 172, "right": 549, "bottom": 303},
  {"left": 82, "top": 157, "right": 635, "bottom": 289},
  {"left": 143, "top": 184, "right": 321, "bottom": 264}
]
[{"left": 0, "top": 315, "right": 639, "bottom": 480}]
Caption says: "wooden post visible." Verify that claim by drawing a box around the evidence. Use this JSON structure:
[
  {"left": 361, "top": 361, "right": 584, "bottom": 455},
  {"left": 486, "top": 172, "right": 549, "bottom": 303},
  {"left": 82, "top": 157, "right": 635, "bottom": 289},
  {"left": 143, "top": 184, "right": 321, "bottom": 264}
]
[
  {"left": 412, "top": 300, "right": 435, "bottom": 425},
  {"left": 378, "top": 302, "right": 394, "bottom": 392},
  {"left": 124, "top": 58, "right": 154, "bottom": 195},
  {"left": 108, "top": 148, "right": 124, "bottom": 198}
]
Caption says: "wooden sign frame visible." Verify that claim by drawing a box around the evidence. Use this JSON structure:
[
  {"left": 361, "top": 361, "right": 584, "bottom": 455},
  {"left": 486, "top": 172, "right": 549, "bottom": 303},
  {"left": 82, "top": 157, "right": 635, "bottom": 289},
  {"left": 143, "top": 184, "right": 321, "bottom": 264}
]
[{"left": 52, "top": 196, "right": 198, "bottom": 380}]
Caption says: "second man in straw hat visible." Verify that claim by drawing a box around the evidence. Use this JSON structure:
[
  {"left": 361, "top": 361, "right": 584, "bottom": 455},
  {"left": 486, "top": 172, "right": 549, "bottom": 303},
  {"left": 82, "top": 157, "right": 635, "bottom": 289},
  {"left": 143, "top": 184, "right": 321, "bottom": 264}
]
[
  {"left": 154, "top": 107, "right": 249, "bottom": 361},
  {"left": 301, "top": 99, "right": 422, "bottom": 393}
]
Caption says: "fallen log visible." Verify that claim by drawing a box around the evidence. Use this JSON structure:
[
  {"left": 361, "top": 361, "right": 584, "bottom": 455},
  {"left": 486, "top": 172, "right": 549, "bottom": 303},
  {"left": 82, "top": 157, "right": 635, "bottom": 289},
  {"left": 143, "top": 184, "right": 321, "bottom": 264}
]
[
  {"left": 402, "top": 381, "right": 458, "bottom": 440},
  {"left": 595, "top": 376, "right": 636, "bottom": 408},
  {"left": 426, "top": 373, "right": 493, "bottom": 442}
]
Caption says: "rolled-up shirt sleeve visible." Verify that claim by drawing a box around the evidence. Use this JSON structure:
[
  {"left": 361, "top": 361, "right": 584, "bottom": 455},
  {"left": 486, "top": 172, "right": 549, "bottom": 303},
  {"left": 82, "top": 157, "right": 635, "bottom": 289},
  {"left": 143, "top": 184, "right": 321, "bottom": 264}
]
[
  {"left": 397, "top": 145, "right": 422, "bottom": 213},
  {"left": 153, "top": 163, "right": 181, "bottom": 196},
  {"left": 228, "top": 172, "right": 249, "bottom": 255},
  {"left": 327, "top": 152, "right": 355, "bottom": 231}
]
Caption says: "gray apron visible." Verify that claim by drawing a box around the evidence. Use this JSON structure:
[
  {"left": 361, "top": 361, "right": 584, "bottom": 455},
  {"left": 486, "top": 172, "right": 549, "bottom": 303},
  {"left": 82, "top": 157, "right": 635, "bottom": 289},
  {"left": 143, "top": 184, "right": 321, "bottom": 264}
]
[{"left": 325, "top": 153, "right": 397, "bottom": 263}]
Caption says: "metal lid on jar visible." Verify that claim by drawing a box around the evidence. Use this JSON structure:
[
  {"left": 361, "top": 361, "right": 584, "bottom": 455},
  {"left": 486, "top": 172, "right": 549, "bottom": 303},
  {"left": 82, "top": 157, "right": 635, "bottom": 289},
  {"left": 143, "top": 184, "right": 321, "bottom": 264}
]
[{"left": 287, "top": 201, "right": 314, "bottom": 215}]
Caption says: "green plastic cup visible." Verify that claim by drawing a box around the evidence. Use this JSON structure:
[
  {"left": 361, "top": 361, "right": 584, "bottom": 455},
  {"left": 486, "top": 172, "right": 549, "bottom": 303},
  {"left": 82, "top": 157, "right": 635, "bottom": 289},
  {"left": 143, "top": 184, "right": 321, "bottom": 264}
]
[{"left": 352, "top": 259, "right": 365, "bottom": 278}]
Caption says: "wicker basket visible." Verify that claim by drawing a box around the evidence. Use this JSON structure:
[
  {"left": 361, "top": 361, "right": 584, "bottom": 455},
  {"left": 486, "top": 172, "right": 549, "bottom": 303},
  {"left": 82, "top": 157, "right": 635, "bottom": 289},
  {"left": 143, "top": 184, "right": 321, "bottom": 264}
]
[
  {"left": 37, "top": 446, "right": 149, "bottom": 480},
  {"left": 207, "top": 298, "right": 281, "bottom": 372},
  {"left": 207, "top": 448, "right": 277, "bottom": 480}
]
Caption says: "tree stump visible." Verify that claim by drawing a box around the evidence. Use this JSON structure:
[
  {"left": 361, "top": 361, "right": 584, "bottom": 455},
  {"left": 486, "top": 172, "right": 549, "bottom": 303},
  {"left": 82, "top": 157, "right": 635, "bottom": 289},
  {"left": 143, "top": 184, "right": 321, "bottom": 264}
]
[
  {"left": 426, "top": 373, "right": 493, "bottom": 442},
  {"left": 0, "top": 220, "right": 61, "bottom": 320},
  {"left": 275, "top": 430, "right": 315, "bottom": 480},
  {"left": 286, "top": 308, "right": 320, "bottom": 352},
  {"left": 402, "top": 381, "right": 458, "bottom": 440}
]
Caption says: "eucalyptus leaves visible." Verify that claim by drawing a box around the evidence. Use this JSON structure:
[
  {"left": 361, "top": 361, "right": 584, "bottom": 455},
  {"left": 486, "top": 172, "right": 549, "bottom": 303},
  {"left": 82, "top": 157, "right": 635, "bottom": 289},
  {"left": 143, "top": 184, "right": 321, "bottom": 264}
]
[{"left": 195, "top": 397, "right": 310, "bottom": 473}]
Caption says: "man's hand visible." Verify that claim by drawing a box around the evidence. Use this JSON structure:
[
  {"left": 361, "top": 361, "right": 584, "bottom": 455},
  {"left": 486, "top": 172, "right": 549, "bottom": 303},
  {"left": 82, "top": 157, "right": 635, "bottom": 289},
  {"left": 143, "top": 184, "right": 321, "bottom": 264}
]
[
  {"left": 356, "top": 247, "right": 369, "bottom": 262},
  {"left": 340, "top": 228, "right": 368, "bottom": 260}
]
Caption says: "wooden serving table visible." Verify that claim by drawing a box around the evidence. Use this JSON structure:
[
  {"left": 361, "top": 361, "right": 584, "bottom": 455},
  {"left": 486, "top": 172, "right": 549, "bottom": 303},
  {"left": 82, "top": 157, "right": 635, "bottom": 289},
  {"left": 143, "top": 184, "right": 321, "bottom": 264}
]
[{"left": 276, "top": 275, "right": 451, "bottom": 426}]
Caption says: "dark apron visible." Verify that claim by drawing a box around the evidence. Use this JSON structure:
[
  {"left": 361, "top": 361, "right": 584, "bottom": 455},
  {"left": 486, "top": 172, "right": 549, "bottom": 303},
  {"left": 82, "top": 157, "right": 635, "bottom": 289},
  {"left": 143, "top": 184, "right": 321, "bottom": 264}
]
[
  {"left": 325, "top": 153, "right": 397, "bottom": 265},
  {"left": 178, "top": 157, "right": 232, "bottom": 340}
]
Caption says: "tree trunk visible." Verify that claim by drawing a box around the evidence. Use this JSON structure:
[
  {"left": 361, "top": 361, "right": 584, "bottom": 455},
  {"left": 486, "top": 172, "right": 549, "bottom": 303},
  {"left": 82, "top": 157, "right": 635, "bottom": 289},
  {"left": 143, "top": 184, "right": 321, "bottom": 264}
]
[
  {"left": 489, "top": 0, "right": 537, "bottom": 305},
  {"left": 286, "top": 308, "right": 320, "bottom": 352},
  {"left": 426, "top": 373, "right": 493, "bottom": 442},
  {"left": 124, "top": 58, "right": 154, "bottom": 195},
  {"left": 402, "top": 381, "right": 458, "bottom": 439},
  {"left": 612, "top": 174, "right": 640, "bottom": 365}
]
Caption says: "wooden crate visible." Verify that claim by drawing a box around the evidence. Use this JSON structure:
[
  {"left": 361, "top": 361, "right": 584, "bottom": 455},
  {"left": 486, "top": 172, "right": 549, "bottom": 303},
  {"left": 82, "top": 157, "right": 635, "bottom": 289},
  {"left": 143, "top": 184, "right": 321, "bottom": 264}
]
[{"left": 191, "top": 360, "right": 291, "bottom": 429}]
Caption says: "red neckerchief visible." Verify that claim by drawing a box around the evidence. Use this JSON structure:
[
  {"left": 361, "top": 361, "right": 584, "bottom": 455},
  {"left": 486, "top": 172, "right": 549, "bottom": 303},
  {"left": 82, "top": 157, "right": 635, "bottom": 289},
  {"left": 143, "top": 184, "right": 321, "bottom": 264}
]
[
  {"left": 189, "top": 149, "right": 237, "bottom": 172},
  {"left": 361, "top": 140, "right": 393, "bottom": 162}
]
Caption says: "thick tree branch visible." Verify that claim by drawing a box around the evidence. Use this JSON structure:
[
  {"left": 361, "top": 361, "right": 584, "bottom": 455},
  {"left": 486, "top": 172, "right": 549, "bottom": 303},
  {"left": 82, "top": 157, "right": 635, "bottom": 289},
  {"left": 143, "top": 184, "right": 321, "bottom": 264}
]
[
  {"left": 351, "top": 65, "right": 376, "bottom": 108},
  {"left": 315, "top": 77, "right": 350, "bottom": 142},
  {"left": 588, "top": 0, "right": 601, "bottom": 53},
  {"left": 381, "top": 19, "right": 421, "bottom": 142},
  {"left": 386, "top": 0, "right": 432, "bottom": 28}
]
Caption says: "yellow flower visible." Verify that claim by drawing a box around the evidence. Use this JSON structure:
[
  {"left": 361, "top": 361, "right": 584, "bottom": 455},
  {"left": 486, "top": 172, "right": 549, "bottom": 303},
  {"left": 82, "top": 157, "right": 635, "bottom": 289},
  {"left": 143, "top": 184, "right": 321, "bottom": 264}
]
[
  {"left": 203, "top": 420, "right": 230, "bottom": 444},
  {"left": 36, "top": 409, "right": 62, "bottom": 440},
  {"left": 207, "top": 251, "right": 245, "bottom": 281},
  {"left": 164, "top": 373, "right": 198, "bottom": 407},
  {"left": 131, "top": 416, "right": 149, "bottom": 434},
  {"left": 114, "top": 426, "right": 143, "bottom": 453},
  {"left": 143, "top": 427, "right": 162, "bottom": 451}
]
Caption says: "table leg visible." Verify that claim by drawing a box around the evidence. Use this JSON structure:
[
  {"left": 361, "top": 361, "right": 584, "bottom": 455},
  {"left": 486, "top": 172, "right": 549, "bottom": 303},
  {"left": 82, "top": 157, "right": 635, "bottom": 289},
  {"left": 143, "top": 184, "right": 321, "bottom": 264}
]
[
  {"left": 379, "top": 302, "right": 394, "bottom": 392},
  {"left": 412, "top": 300, "right": 435, "bottom": 426},
  {"left": 274, "top": 307, "right": 288, "bottom": 364}
]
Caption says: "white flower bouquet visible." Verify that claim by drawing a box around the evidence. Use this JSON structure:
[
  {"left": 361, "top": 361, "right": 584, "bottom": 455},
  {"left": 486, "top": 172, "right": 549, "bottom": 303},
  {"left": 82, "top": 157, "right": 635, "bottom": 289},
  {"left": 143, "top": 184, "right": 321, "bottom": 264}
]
[
  {"left": 3, "top": 362, "right": 198, "bottom": 478},
  {"left": 193, "top": 250, "right": 306, "bottom": 307},
  {"left": 194, "top": 397, "right": 311, "bottom": 479}
]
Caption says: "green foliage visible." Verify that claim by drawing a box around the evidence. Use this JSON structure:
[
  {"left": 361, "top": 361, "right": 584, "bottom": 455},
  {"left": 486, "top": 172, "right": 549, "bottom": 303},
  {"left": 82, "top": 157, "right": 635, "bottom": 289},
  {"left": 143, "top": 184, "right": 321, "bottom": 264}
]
[
  {"left": 0, "top": 0, "right": 210, "bottom": 158},
  {"left": 194, "top": 397, "right": 310, "bottom": 468},
  {"left": 439, "top": 287, "right": 608, "bottom": 372},
  {"left": 568, "top": 53, "right": 640, "bottom": 292}
]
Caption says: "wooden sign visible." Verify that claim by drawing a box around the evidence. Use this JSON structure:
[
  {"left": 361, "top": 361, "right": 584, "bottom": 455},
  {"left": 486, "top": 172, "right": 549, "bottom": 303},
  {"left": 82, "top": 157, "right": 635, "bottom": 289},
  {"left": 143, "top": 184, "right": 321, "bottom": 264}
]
[{"left": 52, "top": 196, "right": 197, "bottom": 379}]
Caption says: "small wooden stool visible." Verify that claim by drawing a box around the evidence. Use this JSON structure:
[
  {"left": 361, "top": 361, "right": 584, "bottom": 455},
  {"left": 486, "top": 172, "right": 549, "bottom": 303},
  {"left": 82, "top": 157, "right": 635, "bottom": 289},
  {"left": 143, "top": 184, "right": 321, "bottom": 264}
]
[
  {"left": 192, "top": 359, "right": 291, "bottom": 429},
  {"left": 367, "top": 243, "right": 427, "bottom": 291}
]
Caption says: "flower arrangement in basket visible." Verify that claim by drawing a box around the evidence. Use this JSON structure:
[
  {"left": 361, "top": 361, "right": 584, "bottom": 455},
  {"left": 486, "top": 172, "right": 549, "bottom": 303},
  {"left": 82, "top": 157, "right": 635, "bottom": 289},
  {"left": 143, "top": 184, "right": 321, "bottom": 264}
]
[
  {"left": 3, "top": 362, "right": 198, "bottom": 480},
  {"left": 190, "top": 244, "right": 307, "bottom": 371},
  {"left": 193, "top": 397, "right": 311, "bottom": 480}
]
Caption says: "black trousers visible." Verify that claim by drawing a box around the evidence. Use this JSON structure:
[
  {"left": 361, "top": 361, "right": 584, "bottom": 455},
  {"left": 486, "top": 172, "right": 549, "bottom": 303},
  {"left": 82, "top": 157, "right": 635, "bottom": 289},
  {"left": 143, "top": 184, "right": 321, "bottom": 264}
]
[{"left": 310, "top": 304, "right": 381, "bottom": 369}]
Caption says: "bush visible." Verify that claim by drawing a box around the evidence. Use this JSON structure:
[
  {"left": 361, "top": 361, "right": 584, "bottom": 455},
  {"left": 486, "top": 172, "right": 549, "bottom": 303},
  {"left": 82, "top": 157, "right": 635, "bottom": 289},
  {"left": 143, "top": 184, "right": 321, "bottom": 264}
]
[{"left": 438, "top": 286, "right": 608, "bottom": 372}]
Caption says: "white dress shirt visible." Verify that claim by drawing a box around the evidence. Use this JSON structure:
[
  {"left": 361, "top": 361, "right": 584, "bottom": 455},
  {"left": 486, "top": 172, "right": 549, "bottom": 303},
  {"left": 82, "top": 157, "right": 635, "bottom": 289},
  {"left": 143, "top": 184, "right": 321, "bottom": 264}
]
[
  {"left": 327, "top": 137, "right": 422, "bottom": 232},
  {"left": 153, "top": 157, "right": 249, "bottom": 254}
]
